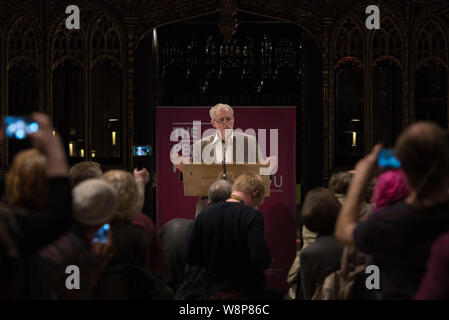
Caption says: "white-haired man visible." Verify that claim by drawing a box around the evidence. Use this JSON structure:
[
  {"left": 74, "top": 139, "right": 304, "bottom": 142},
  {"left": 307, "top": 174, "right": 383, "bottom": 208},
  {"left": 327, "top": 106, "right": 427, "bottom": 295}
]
[{"left": 173, "top": 103, "right": 276, "bottom": 173}]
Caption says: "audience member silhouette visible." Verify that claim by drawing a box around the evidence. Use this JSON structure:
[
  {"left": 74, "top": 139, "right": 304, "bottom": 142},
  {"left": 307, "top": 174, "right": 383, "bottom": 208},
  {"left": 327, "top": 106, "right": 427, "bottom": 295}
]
[
  {"left": 336, "top": 122, "right": 449, "bottom": 299},
  {"left": 160, "top": 180, "right": 232, "bottom": 293},
  {"left": 183, "top": 173, "right": 271, "bottom": 299},
  {"left": 0, "top": 113, "right": 72, "bottom": 299},
  {"left": 414, "top": 230, "right": 449, "bottom": 300},
  {"left": 40, "top": 179, "right": 116, "bottom": 299},
  {"left": 299, "top": 188, "right": 343, "bottom": 299},
  {"left": 69, "top": 161, "right": 102, "bottom": 187}
]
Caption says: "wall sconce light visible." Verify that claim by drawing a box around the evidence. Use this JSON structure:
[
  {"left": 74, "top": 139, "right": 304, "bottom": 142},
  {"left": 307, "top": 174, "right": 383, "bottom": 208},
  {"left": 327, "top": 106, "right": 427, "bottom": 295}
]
[
  {"left": 351, "top": 132, "right": 357, "bottom": 147},
  {"left": 112, "top": 131, "right": 117, "bottom": 146},
  {"left": 91, "top": 150, "right": 96, "bottom": 158},
  {"left": 344, "top": 119, "right": 361, "bottom": 152},
  {"left": 107, "top": 119, "right": 120, "bottom": 146},
  {"left": 77, "top": 139, "right": 85, "bottom": 158},
  {"left": 68, "top": 128, "right": 77, "bottom": 157},
  {"left": 69, "top": 142, "right": 75, "bottom": 157}
]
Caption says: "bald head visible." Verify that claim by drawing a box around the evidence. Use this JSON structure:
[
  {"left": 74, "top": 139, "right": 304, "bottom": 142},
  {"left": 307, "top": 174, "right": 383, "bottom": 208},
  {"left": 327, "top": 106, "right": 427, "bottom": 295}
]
[
  {"left": 395, "top": 122, "right": 449, "bottom": 192},
  {"left": 208, "top": 179, "right": 232, "bottom": 205}
]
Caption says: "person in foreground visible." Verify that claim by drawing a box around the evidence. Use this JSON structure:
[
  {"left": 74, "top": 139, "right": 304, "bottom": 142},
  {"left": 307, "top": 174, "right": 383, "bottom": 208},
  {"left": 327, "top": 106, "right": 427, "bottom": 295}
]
[
  {"left": 299, "top": 188, "right": 343, "bottom": 300},
  {"left": 0, "top": 113, "right": 72, "bottom": 299},
  {"left": 159, "top": 179, "right": 232, "bottom": 294},
  {"left": 414, "top": 230, "right": 449, "bottom": 300},
  {"left": 335, "top": 122, "right": 449, "bottom": 299},
  {"left": 185, "top": 173, "right": 272, "bottom": 299},
  {"left": 40, "top": 179, "right": 116, "bottom": 299}
]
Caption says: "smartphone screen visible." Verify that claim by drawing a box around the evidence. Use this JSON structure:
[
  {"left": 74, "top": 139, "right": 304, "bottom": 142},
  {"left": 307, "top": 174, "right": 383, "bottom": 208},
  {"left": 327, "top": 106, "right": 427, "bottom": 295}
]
[
  {"left": 4, "top": 116, "right": 39, "bottom": 140},
  {"left": 134, "top": 145, "right": 152, "bottom": 157},
  {"left": 378, "top": 149, "right": 401, "bottom": 169},
  {"left": 93, "top": 223, "right": 110, "bottom": 244}
]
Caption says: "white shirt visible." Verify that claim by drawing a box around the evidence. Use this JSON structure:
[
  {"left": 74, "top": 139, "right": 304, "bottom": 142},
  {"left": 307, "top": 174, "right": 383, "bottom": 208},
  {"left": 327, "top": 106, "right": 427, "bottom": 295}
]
[
  {"left": 201, "top": 130, "right": 265, "bottom": 164},
  {"left": 211, "top": 131, "right": 235, "bottom": 163},
  {"left": 190, "top": 130, "right": 275, "bottom": 175}
]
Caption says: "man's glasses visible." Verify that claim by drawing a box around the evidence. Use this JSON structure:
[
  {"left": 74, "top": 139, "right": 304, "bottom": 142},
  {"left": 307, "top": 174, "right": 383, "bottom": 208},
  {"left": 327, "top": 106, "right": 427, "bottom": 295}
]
[{"left": 214, "top": 117, "right": 234, "bottom": 124}]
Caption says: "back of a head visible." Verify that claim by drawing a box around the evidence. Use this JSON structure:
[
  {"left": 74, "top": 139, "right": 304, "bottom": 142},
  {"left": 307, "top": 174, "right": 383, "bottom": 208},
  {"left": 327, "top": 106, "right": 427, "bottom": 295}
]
[
  {"left": 6, "top": 149, "right": 47, "bottom": 210},
  {"left": 72, "top": 179, "right": 118, "bottom": 226},
  {"left": 302, "top": 187, "right": 341, "bottom": 236},
  {"left": 70, "top": 161, "right": 102, "bottom": 186},
  {"left": 208, "top": 179, "right": 232, "bottom": 205},
  {"left": 395, "top": 122, "right": 449, "bottom": 194},
  {"left": 101, "top": 170, "right": 142, "bottom": 222},
  {"left": 232, "top": 172, "right": 265, "bottom": 205},
  {"left": 328, "top": 171, "right": 353, "bottom": 195},
  {"left": 371, "top": 169, "right": 410, "bottom": 210},
  {"left": 111, "top": 221, "right": 151, "bottom": 267}
]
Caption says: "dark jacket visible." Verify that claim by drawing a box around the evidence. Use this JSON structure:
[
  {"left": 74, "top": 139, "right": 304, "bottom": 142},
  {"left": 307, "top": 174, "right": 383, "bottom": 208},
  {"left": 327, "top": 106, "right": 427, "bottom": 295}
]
[
  {"left": 300, "top": 234, "right": 343, "bottom": 299},
  {"left": 0, "top": 177, "right": 72, "bottom": 299},
  {"left": 158, "top": 218, "right": 194, "bottom": 291},
  {"left": 187, "top": 202, "right": 271, "bottom": 297}
]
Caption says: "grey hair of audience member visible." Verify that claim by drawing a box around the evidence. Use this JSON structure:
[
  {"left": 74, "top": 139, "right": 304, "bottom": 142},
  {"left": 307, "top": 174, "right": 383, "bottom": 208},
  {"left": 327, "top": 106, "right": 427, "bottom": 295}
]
[
  {"left": 194, "top": 180, "right": 232, "bottom": 218},
  {"left": 208, "top": 179, "right": 232, "bottom": 205},
  {"left": 70, "top": 161, "right": 103, "bottom": 187}
]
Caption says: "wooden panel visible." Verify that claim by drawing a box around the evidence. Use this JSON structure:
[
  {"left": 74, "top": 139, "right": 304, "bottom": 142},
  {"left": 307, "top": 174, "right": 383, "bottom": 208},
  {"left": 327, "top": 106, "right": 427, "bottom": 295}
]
[{"left": 183, "top": 163, "right": 270, "bottom": 196}]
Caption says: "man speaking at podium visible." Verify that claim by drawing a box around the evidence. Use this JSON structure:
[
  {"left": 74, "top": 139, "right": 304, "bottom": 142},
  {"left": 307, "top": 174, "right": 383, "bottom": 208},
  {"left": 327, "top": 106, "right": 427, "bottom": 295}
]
[{"left": 172, "top": 103, "right": 276, "bottom": 174}]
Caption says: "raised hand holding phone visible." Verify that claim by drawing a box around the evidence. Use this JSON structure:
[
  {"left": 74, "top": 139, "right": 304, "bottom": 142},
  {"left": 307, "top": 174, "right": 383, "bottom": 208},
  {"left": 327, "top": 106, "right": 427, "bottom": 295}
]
[
  {"left": 4, "top": 116, "right": 39, "bottom": 140},
  {"left": 93, "top": 223, "right": 110, "bottom": 244},
  {"left": 378, "top": 149, "right": 401, "bottom": 169},
  {"left": 28, "top": 113, "right": 69, "bottom": 177},
  {"left": 133, "top": 145, "right": 151, "bottom": 170},
  {"left": 90, "top": 226, "right": 114, "bottom": 280}
]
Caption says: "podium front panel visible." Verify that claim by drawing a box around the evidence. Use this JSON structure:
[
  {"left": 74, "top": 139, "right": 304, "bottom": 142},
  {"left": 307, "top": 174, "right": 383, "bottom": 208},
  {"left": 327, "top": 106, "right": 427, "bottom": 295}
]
[{"left": 183, "top": 163, "right": 270, "bottom": 197}]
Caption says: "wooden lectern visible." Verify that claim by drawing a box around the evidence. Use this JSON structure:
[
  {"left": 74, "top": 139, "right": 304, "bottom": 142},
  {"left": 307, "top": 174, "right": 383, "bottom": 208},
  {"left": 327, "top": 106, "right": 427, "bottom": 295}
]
[{"left": 182, "top": 163, "right": 270, "bottom": 197}]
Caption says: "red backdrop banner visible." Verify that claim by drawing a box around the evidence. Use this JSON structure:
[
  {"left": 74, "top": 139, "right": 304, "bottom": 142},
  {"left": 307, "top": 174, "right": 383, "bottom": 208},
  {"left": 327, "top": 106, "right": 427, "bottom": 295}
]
[{"left": 156, "top": 106, "right": 296, "bottom": 290}]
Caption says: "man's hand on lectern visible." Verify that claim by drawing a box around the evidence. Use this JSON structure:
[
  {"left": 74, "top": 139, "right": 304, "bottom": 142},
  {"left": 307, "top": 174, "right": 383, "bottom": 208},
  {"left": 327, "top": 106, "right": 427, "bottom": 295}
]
[{"left": 263, "top": 156, "right": 278, "bottom": 175}]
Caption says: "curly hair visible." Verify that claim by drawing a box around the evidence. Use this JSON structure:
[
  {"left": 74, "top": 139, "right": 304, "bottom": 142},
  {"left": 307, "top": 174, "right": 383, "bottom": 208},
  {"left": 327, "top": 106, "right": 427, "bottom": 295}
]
[
  {"left": 101, "top": 170, "right": 143, "bottom": 222},
  {"left": 232, "top": 172, "right": 265, "bottom": 205}
]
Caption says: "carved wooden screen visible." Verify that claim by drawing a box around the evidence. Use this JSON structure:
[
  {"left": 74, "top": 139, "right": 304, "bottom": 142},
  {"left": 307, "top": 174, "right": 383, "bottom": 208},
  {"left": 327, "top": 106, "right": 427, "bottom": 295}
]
[
  {"left": 415, "top": 20, "right": 448, "bottom": 128},
  {"left": 156, "top": 15, "right": 302, "bottom": 107},
  {"left": 334, "top": 18, "right": 364, "bottom": 165},
  {"left": 51, "top": 16, "right": 85, "bottom": 162},
  {"left": 7, "top": 16, "right": 39, "bottom": 161},
  {"left": 7, "top": 16, "right": 39, "bottom": 115},
  {"left": 372, "top": 17, "right": 403, "bottom": 147},
  {"left": 90, "top": 15, "right": 123, "bottom": 161},
  {"left": 0, "top": 24, "right": 2, "bottom": 122}
]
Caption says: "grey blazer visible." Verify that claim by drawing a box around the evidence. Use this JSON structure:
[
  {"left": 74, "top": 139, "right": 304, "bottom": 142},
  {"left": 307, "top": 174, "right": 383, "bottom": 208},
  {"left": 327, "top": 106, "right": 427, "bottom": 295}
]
[{"left": 192, "top": 131, "right": 262, "bottom": 164}]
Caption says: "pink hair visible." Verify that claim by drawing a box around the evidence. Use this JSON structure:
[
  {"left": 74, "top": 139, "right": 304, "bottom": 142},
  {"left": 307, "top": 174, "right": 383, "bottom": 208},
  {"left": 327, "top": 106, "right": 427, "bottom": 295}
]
[{"left": 371, "top": 169, "right": 410, "bottom": 210}]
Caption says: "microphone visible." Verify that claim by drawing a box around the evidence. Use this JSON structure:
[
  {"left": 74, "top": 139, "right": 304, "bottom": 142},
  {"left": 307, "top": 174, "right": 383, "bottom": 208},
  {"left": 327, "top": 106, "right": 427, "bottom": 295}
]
[{"left": 222, "top": 139, "right": 227, "bottom": 180}]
